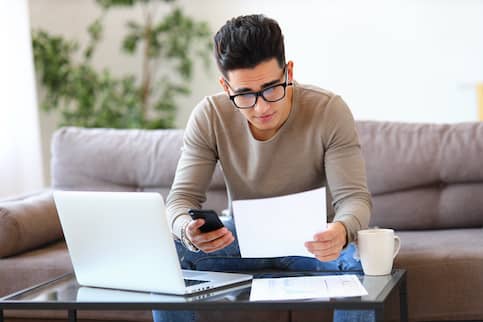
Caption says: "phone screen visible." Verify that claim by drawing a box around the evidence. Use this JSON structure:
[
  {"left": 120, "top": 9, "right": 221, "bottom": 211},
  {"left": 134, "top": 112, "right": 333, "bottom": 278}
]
[{"left": 188, "top": 209, "right": 224, "bottom": 233}]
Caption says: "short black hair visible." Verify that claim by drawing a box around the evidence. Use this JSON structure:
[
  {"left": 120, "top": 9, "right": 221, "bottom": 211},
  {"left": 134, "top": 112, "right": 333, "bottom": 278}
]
[{"left": 214, "top": 14, "right": 286, "bottom": 77}]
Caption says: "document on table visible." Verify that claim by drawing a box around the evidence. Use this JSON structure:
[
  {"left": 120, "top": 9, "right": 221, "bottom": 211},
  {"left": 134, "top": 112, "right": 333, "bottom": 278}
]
[
  {"left": 249, "top": 275, "right": 368, "bottom": 301},
  {"left": 232, "top": 187, "right": 326, "bottom": 258}
]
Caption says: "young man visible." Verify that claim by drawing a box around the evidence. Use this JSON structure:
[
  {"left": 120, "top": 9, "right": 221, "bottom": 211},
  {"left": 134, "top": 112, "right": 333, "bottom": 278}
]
[{"left": 154, "top": 14, "right": 373, "bottom": 322}]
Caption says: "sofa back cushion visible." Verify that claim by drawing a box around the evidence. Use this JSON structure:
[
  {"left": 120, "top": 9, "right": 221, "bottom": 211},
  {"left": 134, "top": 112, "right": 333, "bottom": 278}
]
[
  {"left": 0, "top": 192, "right": 63, "bottom": 258},
  {"left": 53, "top": 123, "right": 483, "bottom": 231},
  {"left": 51, "top": 127, "right": 227, "bottom": 213},
  {"left": 357, "top": 121, "right": 483, "bottom": 230}
]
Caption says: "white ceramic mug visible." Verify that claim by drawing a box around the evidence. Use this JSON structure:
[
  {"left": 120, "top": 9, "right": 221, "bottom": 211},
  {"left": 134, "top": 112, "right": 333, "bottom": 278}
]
[{"left": 357, "top": 228, "right": 401, "bottom": 276}]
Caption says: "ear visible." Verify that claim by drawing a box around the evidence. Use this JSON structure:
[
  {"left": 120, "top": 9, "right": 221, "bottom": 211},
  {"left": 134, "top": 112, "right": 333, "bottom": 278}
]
[
  {"left": 219, "top": 77, "right": 229, "bottom": 93},
  {"left": 286, "top": 60, "right": 294, "bottom": 82}
]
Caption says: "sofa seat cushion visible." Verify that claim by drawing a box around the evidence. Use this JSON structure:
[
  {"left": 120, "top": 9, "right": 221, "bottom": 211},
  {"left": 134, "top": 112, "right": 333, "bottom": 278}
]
[
  {"left": 0, "top": 241, "right": 72, "bottom": 297},
  {"left": 383, "top": 228, "right": 483, "bottom": 322}
]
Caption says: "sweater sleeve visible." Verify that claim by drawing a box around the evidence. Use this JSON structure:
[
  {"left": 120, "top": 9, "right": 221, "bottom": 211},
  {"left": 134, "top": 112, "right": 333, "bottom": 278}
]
[
  {"left": 322, "top": 95, "right": 372, "bottom": 243},
  {"left": 166, "top": 99, "right": 218, "bottom": 239}
]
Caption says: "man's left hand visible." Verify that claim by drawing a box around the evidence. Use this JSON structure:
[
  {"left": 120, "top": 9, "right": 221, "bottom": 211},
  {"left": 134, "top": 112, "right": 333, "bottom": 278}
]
[{"left": 304, "top": 222, "right": 347, "bottom": 262}]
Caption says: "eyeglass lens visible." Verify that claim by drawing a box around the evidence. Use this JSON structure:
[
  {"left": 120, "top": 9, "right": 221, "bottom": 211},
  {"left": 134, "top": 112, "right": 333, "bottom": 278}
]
[{"left": 233, "top": 85, "right": 286, "bottom": 108}]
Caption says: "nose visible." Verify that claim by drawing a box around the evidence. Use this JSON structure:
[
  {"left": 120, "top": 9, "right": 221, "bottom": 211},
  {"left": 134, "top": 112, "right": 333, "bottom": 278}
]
[{"left": 253, "top": 96, "right": 270, "bottom": 114}]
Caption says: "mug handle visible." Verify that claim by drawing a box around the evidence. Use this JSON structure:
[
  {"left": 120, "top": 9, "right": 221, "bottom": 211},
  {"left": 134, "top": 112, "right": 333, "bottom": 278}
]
[{"left": 393, "top": 236, "right": 401, "bottom": 258}]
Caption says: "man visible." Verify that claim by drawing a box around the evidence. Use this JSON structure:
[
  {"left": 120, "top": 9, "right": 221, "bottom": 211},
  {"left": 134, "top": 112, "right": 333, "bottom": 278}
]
[{"left": 154, "top": 14, "right": 373, "bottom": 322}]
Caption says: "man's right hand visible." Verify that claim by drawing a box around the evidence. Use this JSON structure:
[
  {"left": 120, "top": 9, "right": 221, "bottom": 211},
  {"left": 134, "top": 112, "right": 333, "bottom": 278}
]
[{"left": 186, "top": 219, "right": 235, "bottom": 253}]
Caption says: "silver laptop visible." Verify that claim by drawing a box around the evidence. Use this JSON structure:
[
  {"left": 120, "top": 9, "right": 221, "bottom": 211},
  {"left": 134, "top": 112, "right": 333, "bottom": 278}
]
[
  {"left": 77, "top": 282, "right": 250, "bottom": 303},
  {"left": 53, "top": 191, "right": 252, "bottom": 295}
]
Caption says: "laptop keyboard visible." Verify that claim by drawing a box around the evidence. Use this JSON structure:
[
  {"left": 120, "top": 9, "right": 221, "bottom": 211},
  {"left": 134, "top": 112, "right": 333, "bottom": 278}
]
[
  {"left": 183, "top": 271, "right": 204, "bottom": 278},
  {"left": 182, "top": 270, "right": 210, "bottom": 287},
  {"left": 184, "top": 279, "right": 209, "bottom": 287}
]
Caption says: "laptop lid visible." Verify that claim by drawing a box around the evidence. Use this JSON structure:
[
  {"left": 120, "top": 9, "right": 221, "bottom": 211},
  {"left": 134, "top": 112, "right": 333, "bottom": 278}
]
[{"left": 53, "top": 191, "right": 251, "bottom": 295}]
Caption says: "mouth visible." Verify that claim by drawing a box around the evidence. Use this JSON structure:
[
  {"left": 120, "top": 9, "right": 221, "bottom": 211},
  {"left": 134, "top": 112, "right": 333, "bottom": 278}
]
[{"left": 256, "top": 112, "right": 275, "bottom": 123}]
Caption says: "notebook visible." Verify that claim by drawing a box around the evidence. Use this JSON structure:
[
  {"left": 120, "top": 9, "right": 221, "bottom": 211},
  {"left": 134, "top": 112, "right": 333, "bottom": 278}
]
[{"left": 53, "top": 191, "right": 252, "bottom": 295}]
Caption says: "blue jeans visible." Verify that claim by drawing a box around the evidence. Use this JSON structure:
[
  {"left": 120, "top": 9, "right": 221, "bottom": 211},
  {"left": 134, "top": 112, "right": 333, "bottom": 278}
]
[{"left": 153, "top": 219, "right": 375, "bottom": 322}]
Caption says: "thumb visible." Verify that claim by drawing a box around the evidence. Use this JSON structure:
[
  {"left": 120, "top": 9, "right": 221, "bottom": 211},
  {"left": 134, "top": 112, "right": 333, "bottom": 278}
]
[
  {"left": 189, "top": 219, "right": 205, "bottom": 230},
  {"left": 313, "top": 230, "right": 328, "bottom": 241}
]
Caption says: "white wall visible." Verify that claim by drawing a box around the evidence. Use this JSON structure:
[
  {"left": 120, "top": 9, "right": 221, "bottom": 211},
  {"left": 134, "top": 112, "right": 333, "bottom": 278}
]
[
  {"left": 28, "top": 0, "right": 483, "bottom": 184},
  {"left": 205, "top": 0, "right": 483, "bottom": 123},
  {"left": 180, "top": 0, "right": 483, "bottom": 124}
]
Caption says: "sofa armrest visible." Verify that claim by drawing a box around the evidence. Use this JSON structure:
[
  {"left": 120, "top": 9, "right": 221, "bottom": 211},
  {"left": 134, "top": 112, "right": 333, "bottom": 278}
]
[{"left": 0, "top": 191, "right": 63, "bottom": 258}]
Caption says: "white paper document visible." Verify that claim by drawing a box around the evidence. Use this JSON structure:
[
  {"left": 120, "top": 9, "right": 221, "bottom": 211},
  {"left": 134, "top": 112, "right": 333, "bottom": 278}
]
[
  {"left": 232, "top": 188, "right": 327, "bottom": 258},
  {"left": 249, "top": 275, "right": 368, "bottom": 301}
]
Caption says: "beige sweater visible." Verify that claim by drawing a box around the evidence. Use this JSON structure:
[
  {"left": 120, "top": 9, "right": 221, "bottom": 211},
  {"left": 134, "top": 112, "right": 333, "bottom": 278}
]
[{"left": 167, "top": 81, "right": 372, "bottom": 243}]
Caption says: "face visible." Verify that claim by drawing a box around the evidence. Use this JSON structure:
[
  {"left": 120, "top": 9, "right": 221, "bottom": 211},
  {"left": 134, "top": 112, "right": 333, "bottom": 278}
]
[{"left": 219, "top": 58, "right": 294, "bottom": 141}]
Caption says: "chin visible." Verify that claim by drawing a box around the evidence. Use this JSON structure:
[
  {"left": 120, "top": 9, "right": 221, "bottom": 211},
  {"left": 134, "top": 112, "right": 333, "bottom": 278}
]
[{"left": 254, "top": 122, "right": 276, "bottom": 132}]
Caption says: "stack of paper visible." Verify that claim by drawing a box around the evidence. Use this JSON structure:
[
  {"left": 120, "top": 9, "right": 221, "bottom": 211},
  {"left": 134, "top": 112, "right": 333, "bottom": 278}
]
[{"left": 249, "top": 275, "right": 368, "bottom": 301}]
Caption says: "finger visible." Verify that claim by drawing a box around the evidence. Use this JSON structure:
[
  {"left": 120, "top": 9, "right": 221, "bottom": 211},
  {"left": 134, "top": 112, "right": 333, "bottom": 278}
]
[
  {"left": 188, "top": 222, "right": 226, "bottom": 242},
  {"left": 201, "top": 234, "right": 235, "bottom": 253},
  {"left": 199, "top": 230, "right": 233, "bottom": 247},
  {"left": 188, "top": 219, "right": 205, "bottom": 232},
  {"left": 313, "top": 250, "right": 340, "bottom": 262},
  {"left": 308, "top": 231, "right": 346, "bottom": 248},
  {"left": 186, "top": 220, "right": 204, "bottom": 242},
  {"left": 312, "top": 230, "right": 335, "bottom": 242},
  {"left": 203, "top": 226, "right": 230, "bottom": 239},
  {"left": 193, "top": 227, "right": 230, "bottom": 244},
  {"left": 199, "top": 232, "right": 234, "bottom": 253},
  {"left": 304, "top": 240, "right": 334, "bottom": 252},
  {"left": 305, "top": 243, "right": 344, "bottom": 263}
]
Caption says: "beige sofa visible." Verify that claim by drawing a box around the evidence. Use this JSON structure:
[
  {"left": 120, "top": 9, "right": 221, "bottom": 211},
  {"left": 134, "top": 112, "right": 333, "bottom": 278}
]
[{"left": 1, "top": 122, "right": 482, "bottom": 322}]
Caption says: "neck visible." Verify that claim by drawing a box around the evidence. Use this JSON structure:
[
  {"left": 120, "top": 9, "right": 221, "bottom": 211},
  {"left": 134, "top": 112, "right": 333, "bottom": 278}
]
[{"left": 249, "top": 124, "right": 277, "bottom": 141}]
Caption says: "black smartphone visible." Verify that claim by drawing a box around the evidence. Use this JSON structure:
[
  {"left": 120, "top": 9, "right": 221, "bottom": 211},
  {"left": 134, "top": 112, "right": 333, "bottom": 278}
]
[{"left": 188, "top": 209, "right": 225, "bottom": 233}]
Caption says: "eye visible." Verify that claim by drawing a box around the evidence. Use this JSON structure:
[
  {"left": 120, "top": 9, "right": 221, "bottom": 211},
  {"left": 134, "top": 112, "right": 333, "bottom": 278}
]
[
  {"left": 262, "top": 85, "right": 285, "bottom": 101},
  {"left": 233, "top": 92, "right": 257, "bottom": 107},
  {"left": 263, "top": 87, "right": 276, "bottom": 95}
]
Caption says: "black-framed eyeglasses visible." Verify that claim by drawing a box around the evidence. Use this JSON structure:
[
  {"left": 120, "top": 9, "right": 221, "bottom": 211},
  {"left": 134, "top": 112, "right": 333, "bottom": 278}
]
[{"left": 224, "top": 66, "right": 293, "bottom": 109}]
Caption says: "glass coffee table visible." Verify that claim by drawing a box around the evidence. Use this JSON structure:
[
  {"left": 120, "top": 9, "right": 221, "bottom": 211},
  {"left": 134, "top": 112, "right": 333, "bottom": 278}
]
[{"left": 0, "top": 269, "right": 407, "bottom": 322}]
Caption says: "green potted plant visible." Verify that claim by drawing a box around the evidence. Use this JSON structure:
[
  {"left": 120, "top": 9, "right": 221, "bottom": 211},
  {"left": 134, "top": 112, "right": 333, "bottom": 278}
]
[{"left": 32, "top": 0, "right": 212, "bottom": 129}]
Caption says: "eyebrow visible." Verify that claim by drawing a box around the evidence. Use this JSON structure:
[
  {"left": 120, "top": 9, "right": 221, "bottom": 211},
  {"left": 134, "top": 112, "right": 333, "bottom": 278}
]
[{"left": 232, "top": 78, "right": 282, "bottom": 94}]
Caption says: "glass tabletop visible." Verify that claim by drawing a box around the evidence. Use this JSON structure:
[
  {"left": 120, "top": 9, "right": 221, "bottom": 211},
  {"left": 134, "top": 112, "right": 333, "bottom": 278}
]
[{"left": 0, "top": 269, "right": 405, "bottom": 311}]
